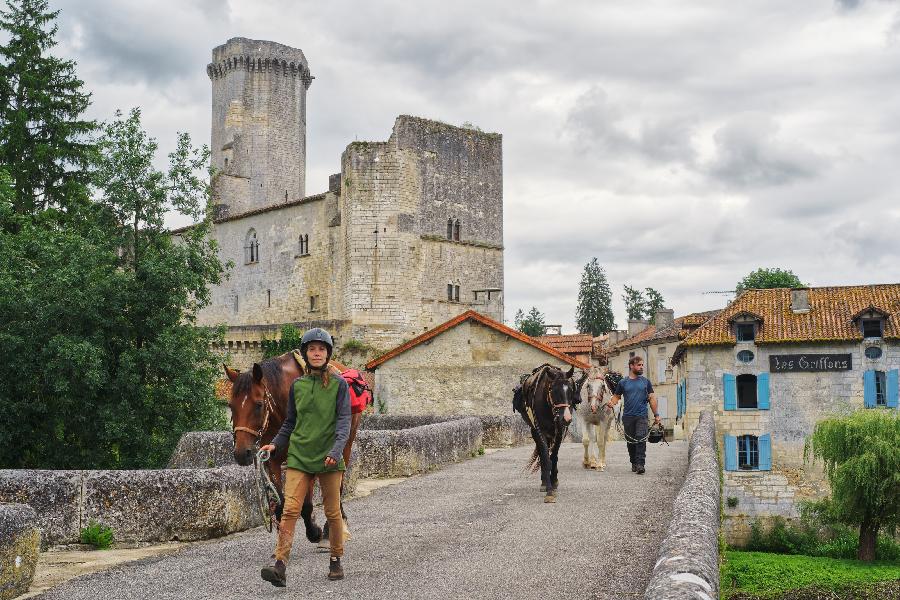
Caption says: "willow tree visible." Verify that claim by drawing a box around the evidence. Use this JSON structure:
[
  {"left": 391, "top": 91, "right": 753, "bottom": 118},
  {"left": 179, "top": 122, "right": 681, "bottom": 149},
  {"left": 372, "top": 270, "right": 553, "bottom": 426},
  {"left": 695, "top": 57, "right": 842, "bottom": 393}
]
[{"left": 805, "top": 410, "right": 900, "bottom": 561}]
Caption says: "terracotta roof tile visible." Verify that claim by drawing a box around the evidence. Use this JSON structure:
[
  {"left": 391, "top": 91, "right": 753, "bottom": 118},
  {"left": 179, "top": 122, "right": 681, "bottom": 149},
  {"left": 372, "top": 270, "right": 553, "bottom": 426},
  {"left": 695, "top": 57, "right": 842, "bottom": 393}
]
[
  {"left": 535, "top": 334, "right": 594, "bottom": 354},
  {"left": 610, "top": 310, "right": 720, "bottom": 352},
  {"left": 676, "top": 284, "right": 900, "bottom": 355},
  {"left": 366, "top": 310, "right": 591, "bottom": 371}
]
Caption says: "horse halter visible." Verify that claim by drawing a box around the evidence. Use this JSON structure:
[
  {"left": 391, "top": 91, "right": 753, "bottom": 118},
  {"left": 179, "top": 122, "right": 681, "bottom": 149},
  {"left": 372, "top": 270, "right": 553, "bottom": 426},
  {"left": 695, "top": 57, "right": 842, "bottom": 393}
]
[{"left": 233, "top": 382, "right": 281, "bottom": 445}]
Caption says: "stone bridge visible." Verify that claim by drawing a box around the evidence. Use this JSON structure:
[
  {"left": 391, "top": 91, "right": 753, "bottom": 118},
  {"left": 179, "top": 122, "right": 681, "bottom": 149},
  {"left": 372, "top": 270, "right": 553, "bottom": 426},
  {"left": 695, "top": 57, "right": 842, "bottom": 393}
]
[{"left": 30, "top": 439, "right": 697, "bottom": 600}]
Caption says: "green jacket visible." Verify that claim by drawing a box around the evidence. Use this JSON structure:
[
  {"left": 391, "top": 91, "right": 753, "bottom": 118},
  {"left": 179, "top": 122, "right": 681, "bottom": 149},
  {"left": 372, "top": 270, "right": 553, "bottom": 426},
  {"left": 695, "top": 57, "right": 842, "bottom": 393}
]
[{"left": 272, "top": 374, "right": 351, "bottom": 473}]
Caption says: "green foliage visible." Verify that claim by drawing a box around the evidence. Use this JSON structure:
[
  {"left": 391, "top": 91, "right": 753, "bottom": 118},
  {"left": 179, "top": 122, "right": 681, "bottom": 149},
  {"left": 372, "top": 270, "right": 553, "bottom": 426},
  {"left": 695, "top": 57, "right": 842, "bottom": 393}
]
[
  {"left": 806, "top": 410, "right": 900, "bottom": 560},
  {"left": 340, "top": 339, "right": 376, "bottom": 355},
  {"left": 80, "top": 521, "right": 114, "bottom": 549},
  {"left": 514, "top": 306, "right": 546, "bottom": 337},
  {"left": 736, "top": 267, "right": 805, "bottom": 293},
  {"left": 0, "top": 108, "right": 227, "bottom": 470},
  {"left": 575, "top": 257, "right": 615, "bottom": 336},
  {"left": 0, "top": 0, "right": 95, "bottom": 218},
  {"left": 644, "top": 287, "right": 665, "bottom": 323},
  {"left": 261, "top": 325, "right": 304, "bottom": 359},
  {"left": 721, "top": 551, "right": 900, "bottom": 599},
  {"left": 622, "top": 286, "right": 666, "bottom": 322},
  {"left": 727, "top": 496, "right": 739, "bottom": 508}
]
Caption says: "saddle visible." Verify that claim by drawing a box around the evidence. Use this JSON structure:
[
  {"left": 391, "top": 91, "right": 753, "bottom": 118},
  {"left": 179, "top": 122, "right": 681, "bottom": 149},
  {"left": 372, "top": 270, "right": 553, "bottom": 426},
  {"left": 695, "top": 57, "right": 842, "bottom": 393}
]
[{"left": 513, "top": 364, "right": 555, "bottom": 418}]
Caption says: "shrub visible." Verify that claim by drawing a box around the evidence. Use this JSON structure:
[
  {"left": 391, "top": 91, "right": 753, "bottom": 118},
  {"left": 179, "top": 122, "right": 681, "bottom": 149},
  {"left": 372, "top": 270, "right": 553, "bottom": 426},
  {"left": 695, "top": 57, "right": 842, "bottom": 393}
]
[{"left": 80, "top": 521, "right": 114, "bottom": 549}]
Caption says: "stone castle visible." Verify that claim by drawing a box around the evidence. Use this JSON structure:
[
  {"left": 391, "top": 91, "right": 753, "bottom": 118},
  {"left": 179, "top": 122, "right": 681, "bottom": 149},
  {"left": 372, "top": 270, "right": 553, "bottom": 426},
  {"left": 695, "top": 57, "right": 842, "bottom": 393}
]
[{"left": 183, "top": 38, "right": 505, "bottom": 366}]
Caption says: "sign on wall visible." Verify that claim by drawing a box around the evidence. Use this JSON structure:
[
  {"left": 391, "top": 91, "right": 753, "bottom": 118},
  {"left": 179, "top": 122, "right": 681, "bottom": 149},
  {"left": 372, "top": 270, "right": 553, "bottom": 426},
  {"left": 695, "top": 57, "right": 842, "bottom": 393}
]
[{"left": 769, "top": 354, "right": 852, "bottom": 372}]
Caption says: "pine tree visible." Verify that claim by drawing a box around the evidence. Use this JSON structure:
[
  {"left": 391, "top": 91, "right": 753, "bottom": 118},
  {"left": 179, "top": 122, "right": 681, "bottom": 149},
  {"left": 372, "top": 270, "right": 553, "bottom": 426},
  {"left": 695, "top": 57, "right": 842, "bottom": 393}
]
[
  {"left": 622, "top": 285, "right": 647, "bottom": 320},
  {"left": 0, "top": 0, "right": 95, "bottom": 219},
  {"left": 644, "top": 287, "right": 666, "bottom": 324},
  {"left": 575, "top": 257, "right": 615, "bottom": 335},
  {"left": 515, "top": 306, "right": 546, "bottom": 337}
]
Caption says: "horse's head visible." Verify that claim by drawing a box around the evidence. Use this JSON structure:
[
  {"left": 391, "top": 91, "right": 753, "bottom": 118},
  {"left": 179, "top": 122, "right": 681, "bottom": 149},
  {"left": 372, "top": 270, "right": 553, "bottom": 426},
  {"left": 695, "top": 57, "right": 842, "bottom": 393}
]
[
  {"left": 549, "top": 366, "right": 578, "bottom": 427},
  {"left": 224, "top": 363, "right": 273, "bottom": 466},
  {"left": 582, "top": 367, "right": 607, "bottom": 413}
]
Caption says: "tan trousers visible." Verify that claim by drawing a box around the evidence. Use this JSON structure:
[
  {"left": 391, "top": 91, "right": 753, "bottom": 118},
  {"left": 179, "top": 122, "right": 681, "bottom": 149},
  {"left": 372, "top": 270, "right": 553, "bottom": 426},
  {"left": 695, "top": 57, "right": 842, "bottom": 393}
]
[{"left": 275, "top": 468, "right": 343, "bottom": 561}]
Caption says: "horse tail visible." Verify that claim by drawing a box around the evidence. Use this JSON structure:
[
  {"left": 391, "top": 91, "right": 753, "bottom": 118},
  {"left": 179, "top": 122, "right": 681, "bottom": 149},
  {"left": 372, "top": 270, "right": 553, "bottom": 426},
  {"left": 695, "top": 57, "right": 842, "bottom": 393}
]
[{"left": 525, "top": 448, "right": 540, "bottom": 473}]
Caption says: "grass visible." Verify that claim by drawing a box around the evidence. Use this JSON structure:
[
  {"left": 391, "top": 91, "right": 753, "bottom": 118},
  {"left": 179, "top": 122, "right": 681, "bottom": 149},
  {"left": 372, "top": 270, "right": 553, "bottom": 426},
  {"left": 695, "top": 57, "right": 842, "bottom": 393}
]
[
  {"left": 79, "top": 521, "right": 115, "bottom": 549},
  {"left": 721, "top": 551, "right": 900, "bottom": 599}
]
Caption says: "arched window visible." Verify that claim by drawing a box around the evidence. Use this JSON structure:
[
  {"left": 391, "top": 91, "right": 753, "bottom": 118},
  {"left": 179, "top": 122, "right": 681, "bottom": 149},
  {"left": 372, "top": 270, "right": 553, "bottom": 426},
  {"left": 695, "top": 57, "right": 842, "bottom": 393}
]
[
  {"left": 454, "top": 219, "right": 460, "bottom": 241},
  {"left": 737, "top": 435, "right": 759, "bottom": 470},
  {"left": 737, "top": 374, "right": 757, "bottom": 409},
  {"left": 447, "top": 218, "right": 454, "bottom": 240},
  {"left": 245, "top": 229, "right": 259, "bottom": 264},
  {"left": 447, "top": 283, "right": 454, "bottom": 301}
]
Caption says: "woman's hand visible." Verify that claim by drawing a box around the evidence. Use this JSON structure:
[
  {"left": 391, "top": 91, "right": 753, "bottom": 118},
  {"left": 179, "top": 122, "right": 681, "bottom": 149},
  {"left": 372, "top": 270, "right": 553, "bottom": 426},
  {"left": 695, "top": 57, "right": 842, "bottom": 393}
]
[
  {"left": 259, "top": 444, "right": 275, "bottom": 453},
  {"left": 324, "top": 456, "right": 337, "bottom": 468}
]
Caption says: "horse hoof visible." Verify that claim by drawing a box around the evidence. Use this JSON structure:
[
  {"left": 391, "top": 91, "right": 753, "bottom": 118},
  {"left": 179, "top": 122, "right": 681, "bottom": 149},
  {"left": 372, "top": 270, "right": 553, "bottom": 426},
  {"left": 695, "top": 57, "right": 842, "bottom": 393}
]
[{"left": 582, "top": 462, "right": 591, "bottom": 470}]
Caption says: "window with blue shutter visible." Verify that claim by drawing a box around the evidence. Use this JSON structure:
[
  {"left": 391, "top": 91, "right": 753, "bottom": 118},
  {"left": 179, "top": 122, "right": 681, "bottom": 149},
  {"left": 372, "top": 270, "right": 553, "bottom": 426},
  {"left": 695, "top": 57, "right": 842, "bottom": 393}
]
[
  {"left": 723, "top": 373, "right": 737, "bottom": 411},
  {"left": 757, "top": 372, "right": 770, "bottom": 410},
  {"left": 887, "top": 369, "right": 898, "bottom": 408},
  {"left": 863, "top": 370, "right": 876, "bottom": 408},
  {"left": 724, "top": 435, "right": 737, "bottom": 471},
  {"left": 759, "top": 434, "right": 772, "bottom": 471}
]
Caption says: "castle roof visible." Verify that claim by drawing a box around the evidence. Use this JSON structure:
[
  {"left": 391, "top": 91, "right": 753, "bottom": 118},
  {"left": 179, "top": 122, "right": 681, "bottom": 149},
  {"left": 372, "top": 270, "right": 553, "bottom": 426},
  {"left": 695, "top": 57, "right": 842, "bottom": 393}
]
[
  {"left": 672, "top": 284, "right": 900, "bottom": 363},
  {"left": 366, "top": 310, "right": 591, "bottom": 371}
]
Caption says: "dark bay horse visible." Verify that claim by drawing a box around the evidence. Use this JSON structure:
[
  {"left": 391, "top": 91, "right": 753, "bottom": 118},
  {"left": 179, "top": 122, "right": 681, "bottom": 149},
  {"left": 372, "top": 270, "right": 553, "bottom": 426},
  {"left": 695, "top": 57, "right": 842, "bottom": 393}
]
[
  {"left": 224, "top": 352, "right": 321, "bottom": 542},
  {"left": 516, "top": 364, "right": 585, "bottom": 503}
]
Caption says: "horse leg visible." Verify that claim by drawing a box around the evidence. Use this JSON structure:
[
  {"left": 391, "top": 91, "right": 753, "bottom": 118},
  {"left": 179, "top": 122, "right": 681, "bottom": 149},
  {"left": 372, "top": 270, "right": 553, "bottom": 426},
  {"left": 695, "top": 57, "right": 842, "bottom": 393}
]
[
  {"left": 581, "top": 420, "right": 591, "bottom": 469},
  {"left": 589, "top": 423, "right": 600, "bottom": 470},
  {"left": 597, "top": 417, "right": 609, "bottom": 471},
  {"left": 300, "top": 482, "right": 322, "bottom": 543},
  {"left": 531, "top": 428, "right": 551, "bottom": 493},
  {"left": 544, "top": 436, "right": 562, "bottom": 503}
]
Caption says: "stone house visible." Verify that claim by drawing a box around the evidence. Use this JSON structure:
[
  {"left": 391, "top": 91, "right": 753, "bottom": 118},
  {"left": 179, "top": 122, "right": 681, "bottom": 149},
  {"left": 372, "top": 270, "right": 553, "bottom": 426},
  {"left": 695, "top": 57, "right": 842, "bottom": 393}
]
[
  {"left": 535, "top": 333, "right": 595, "bottom": 366},
  {"left": 671, "top": 284, "right": 900, "bottom": 544},
  {"left": 606, "top": 309, "right": 719, "bottom": 439},
  {"left": 175, "top": 38, "right": 504, "bottom": 369},
  {"left": 366, "top": 310, "right": 591, "bottom": 415}
]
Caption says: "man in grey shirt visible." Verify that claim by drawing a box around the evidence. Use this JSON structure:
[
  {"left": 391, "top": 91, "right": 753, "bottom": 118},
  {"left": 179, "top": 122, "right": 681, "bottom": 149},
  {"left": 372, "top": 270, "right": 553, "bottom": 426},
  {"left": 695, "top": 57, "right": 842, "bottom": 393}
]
[{"left": 606, "top": 356, "right": 661, "bottom": 474}]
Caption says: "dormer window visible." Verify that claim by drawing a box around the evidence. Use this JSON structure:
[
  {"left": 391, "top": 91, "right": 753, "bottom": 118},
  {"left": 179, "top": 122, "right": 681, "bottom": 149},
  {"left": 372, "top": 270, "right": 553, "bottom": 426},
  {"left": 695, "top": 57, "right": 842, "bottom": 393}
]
[
  {"left": 736, "top": 323, "right": 756, "bottom": 342},
  {"left": 862, "top": 319, "right": 883, "bottom": 339}
]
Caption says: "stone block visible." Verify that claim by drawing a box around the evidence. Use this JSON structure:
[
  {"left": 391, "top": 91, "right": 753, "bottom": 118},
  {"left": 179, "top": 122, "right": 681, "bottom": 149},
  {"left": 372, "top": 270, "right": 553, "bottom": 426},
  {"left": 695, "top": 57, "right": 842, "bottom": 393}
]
[
  {"left": 168, "top": 431, "right": 235, "bottom": 469},
  {"left": 0, "top": 470, "right": 81, "bottom": 548},
  {"left": 0, "top": 503, "right": 39, "bottom": 600}
]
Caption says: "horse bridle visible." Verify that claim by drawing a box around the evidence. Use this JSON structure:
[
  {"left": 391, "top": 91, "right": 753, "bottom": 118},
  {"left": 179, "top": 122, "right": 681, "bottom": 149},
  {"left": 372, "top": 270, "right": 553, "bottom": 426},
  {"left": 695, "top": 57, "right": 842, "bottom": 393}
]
[{"left": 232, "top": 382, "right": 282, "bottom": 445}]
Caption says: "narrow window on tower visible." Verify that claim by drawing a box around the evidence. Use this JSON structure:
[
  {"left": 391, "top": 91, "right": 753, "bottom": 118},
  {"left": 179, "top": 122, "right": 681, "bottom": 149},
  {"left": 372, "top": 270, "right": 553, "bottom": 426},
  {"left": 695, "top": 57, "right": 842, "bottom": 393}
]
[
  {"left": 454, "top": 285, "right": 460, "bottom": 302},
  {"left": 454, "top": 219, "right": 460, "bottom": 241},
  {"left": 447, "top": 218, "right": 453, "bottom": 240},
  {"left": 245, "top": 229, "right": 259, "bottom": 264},
  {"left": 267, "top": 289, "right": 271, "bottom": 307},
  {"left": 447, "top": 283, "right": 454, "bottom": 301}
]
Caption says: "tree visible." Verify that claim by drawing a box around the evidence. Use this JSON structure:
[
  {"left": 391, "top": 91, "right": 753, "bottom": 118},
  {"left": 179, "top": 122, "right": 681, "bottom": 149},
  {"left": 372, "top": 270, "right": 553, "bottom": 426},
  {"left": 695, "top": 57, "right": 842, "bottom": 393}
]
[
  {"left": 736, "top": 268, "right": 805, "bottom": 293},
  {"left": 622, "top": 285, "right": 646, "bottom": 320},
  {"left": 0, "top": 0, "right": 95, "bottom": 219},
  {"left": 0, "top": 110, "right": 227, "bottom": 469},
  {"left": 515, "top": 306, "right": 546, "bottom": 337},
  {"left": 805, "top": 410, "right": 900, "bottom": 561},
  {"left": 644, "top": 287, "right": 666, "bottom": 324},
  {"left": 575, "top": 257, "right": 615, "bottom": 335},
  {"left": 262, "top": 325, "right": 304, "bottom": 359}
]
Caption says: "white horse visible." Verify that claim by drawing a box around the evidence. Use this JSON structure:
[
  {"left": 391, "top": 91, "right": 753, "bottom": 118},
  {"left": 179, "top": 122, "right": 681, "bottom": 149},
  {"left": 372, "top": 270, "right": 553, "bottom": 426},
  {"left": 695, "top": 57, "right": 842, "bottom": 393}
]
[{"left": 579, "top": 367, "right": 619, "bottom": 471}]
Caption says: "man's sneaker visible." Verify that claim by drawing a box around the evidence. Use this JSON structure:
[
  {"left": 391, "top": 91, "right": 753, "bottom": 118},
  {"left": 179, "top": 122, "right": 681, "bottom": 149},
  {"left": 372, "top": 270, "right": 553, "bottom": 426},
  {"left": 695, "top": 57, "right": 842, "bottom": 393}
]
[
  {"left": 631, "top": 463, "right": 637, "bottom": 473},
  {"left": 328, "top": 556, "right": 344, "bottom": 581},
  {"left": 261, "top": 560, "right": 287, "bottom": 587},
  {"left": 636, "top": 465, "right": 645, "bottom": 475}
]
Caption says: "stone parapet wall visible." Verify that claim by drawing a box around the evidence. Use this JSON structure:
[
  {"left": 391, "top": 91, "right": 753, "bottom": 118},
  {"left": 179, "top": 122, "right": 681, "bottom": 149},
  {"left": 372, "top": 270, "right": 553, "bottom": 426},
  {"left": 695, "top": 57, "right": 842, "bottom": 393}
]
[
  {"left": 0, "top": 466, "right": 260, "bottom": 548},
  {"left": 168, "top": 431, "right": 236, "bottom": 469},
  {"left": 644, "top": 410, "right": 720, "bottom": 600},
  {"left": 0, "top": 503, "right": 39, "bottom": 600}
]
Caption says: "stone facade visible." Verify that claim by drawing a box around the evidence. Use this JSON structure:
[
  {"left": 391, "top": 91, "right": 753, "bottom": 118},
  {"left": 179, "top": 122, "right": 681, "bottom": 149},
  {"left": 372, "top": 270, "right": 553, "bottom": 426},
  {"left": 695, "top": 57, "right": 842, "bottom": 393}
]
[
  {"left": 675, "top": 339, "right": 900, "bottom": 545},
  {"left": 188, "top": 39, "right": 505, "bottom": 369},
  {"left": 369, "top": 315, "right": 587, "bottom": 415}
]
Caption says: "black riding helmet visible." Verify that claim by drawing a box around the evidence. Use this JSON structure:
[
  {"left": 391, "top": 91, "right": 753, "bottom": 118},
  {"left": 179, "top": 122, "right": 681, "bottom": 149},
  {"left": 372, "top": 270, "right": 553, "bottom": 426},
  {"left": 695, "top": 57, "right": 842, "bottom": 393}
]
[{"left": 300, "top": 327, "right": 334, "bottom": 367}]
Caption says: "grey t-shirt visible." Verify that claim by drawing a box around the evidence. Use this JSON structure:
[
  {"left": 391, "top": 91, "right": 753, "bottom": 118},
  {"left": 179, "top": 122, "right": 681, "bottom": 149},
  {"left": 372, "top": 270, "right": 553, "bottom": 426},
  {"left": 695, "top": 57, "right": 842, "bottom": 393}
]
[{"left": 614, "top": 375, "right": 654, "bottom": 417}]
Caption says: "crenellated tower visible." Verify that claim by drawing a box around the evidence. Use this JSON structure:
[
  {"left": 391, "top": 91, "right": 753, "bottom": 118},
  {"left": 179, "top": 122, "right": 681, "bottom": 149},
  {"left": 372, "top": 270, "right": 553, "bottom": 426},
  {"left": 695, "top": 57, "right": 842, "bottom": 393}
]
[{"left": 207, "top": 38, "right": 312, "bottom": 217}]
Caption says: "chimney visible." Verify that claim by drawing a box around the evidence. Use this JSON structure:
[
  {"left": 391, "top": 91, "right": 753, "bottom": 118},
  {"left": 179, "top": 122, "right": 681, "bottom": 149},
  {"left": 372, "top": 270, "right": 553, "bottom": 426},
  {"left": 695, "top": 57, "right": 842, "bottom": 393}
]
[
  {"left": 791, "top": 288, "right": 810, "bottom": 314},
  {"left": 628, "top": 319, "right": 650, "bottom": 337},
  {"left": 655, "top": 308, "right": 675, "bottom": 329}
]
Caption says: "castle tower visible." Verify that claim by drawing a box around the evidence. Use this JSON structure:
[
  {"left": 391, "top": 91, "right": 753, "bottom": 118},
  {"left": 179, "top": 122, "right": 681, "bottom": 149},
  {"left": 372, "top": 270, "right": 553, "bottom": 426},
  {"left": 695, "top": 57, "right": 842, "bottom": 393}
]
[{"left": 207, "top": 38, "right": 312, "bottom": 217}]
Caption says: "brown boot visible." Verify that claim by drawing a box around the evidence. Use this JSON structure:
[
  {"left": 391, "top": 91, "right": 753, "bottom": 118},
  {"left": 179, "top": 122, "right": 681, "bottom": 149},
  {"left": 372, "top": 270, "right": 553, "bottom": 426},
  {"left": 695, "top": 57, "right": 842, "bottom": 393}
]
[
  {"left": 328, "top": 556, "right": 344, "bottom": 581},
  {"left": 261, "top": 559, "right": 287, "bottom": 587}
]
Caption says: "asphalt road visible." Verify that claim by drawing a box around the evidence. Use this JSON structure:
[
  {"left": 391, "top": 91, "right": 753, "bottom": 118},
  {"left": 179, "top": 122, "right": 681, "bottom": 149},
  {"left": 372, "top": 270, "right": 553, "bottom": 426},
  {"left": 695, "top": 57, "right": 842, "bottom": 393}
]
[{"left": 35, "top": 440, "right": 688, "bottom": 600}]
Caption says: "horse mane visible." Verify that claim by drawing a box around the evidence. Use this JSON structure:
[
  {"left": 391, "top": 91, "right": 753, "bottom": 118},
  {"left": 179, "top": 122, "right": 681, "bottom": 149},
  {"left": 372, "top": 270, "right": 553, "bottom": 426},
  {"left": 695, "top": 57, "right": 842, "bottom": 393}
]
[{"left": 232, "top": 358, "right": 285, "bottom": 398}]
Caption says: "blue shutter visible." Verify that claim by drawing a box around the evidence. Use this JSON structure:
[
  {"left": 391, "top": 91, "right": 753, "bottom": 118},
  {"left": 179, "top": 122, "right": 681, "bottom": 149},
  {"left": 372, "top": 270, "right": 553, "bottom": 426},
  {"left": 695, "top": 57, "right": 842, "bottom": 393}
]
[
  {"left": 759, "top": 434, "right": 772, "bottom": 471},
  {"left": 724, "top": 373, "right": 737, "bottom": 411},
  {"left": 724, "top": 435, "right": 737, "bottom": 471},
  {"left": 887, "top": 369, "right": 899, "bottom": 408},
  {"left": 757, "top": 372, "right": 770, "bottom": 410},
  {"left": 863, "top": 370, "right": 876, "bottom": 408}
]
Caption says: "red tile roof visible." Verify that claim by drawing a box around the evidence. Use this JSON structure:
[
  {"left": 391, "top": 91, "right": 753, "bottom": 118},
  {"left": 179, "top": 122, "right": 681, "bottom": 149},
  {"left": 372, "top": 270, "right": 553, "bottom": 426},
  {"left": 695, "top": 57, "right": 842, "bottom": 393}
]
[
  {"left": 673, "top": 284, "right": 900, "bottom": 361},
  {"left": 535, "top": 333, "right": 594, "bottom": 354},
  {"left": 609, "top": 310, "right": 720, "bottom": 352},
  {"left": 366, "top": 310, "right": 592, "bottom": 371}
]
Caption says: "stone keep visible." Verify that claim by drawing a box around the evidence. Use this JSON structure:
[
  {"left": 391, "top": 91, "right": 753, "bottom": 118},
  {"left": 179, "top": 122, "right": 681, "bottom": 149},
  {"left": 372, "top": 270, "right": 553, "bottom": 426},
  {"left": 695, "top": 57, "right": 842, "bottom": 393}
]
[
  {"left": 208, "top": 38, "right": 312, "bottom": 217},
  {"left": 192, "top": 39, "right": 505, "bottom": 366}
]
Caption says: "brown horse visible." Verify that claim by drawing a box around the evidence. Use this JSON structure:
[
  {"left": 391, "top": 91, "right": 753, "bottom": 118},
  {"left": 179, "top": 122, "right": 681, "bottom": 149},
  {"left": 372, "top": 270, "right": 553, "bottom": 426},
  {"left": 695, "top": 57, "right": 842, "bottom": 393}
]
[{"left": 224, "top": 352, "right": 321, "bottom": 542}]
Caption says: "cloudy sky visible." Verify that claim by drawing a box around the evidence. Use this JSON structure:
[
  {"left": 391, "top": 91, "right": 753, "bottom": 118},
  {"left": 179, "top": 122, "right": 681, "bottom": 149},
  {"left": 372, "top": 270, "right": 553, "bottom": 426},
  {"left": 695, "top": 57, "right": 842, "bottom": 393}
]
[{"left": 54, "top": 0, "right": 900, "bottom": 331}]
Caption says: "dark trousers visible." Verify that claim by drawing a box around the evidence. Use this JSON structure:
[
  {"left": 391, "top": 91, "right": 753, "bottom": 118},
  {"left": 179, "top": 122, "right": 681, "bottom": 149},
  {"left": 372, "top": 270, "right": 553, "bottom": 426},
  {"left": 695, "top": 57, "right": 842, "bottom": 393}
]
[{"left": 622, "top": 415, "right": 648, "bottom": 466}]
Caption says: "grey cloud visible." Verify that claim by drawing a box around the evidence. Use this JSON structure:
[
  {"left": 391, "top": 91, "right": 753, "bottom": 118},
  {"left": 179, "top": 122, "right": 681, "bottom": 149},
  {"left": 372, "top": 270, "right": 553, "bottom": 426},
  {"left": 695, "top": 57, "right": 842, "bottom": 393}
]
[{"left": 705, "top": 115, "right": 825, "bottom": 188}]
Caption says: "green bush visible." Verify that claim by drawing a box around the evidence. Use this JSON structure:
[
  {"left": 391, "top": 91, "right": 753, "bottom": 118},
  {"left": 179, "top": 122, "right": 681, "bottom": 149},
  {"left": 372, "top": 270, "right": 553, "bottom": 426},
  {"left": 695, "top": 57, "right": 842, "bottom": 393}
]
[{"left": 80, "top": 521, "right": 114, "bottom": 549}]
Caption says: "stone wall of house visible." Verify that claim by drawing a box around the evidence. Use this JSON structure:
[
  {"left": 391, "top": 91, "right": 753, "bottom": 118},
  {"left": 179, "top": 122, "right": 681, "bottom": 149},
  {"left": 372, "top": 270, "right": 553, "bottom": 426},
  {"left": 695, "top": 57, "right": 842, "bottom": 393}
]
[
  {"left": 676, "top": 340, "right": 900, "bottom": 545},
  {"left": 373, "top": 319, "right": 577, "bottom": 415}
]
